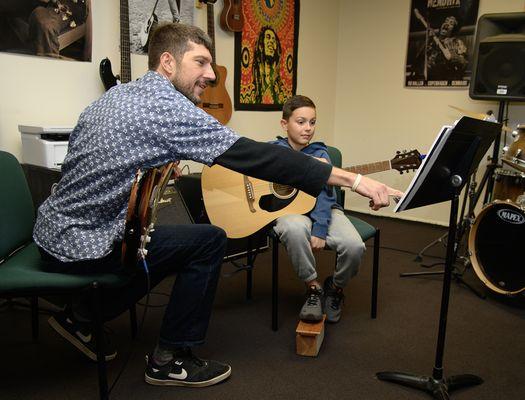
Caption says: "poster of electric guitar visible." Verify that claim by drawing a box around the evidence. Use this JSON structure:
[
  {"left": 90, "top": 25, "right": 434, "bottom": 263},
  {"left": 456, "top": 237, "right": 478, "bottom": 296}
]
[{"left": 404, "top": 0, "right": 479, "bottom": 88}]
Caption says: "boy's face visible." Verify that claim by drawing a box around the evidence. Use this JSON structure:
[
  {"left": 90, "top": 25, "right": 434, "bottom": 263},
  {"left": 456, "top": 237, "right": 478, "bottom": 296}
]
[{"left": 281, "top": 106, "right": 316, "bottom": 151}]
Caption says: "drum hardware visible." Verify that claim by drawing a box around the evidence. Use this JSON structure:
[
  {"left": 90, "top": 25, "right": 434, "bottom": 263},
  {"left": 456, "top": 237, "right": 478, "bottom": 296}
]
[
  {"left": 501, "top": 124, "right": 525, "bottom": 174},
  {"left": 404, "top": 172, "right": 487, "bottom": 300}
]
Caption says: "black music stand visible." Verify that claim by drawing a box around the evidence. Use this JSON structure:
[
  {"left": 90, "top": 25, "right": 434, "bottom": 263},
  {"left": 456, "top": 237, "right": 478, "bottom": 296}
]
[{"left": 377, "top": 116, "right": 501, "bottom": 399}]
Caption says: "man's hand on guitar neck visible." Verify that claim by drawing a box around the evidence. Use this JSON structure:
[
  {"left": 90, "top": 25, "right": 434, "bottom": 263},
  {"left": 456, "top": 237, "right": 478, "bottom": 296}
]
[{"left": 327, "top": 167, "right": 404, "bottom": 211}]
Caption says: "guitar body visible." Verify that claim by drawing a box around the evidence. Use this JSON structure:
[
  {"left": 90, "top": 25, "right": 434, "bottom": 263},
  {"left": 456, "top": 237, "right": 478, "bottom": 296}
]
[
  {"left": 220, "top": 0, "right": 244, "bottom": 32},
  {"left": 99, "top": 0, "right": 131, "bottom": 91},
  {"left": 198, "top": 64, "right": 233, "bottom": 125},
  {"left": 201, "top": 164, "right": 316, "bottom": 239},
  {"left": 99, "top": 57, "right": 118, "bottom": 91},
  {"left": 198, "top": 0, "right": 233, "bottom": 125},
  {"left": 122, "top": 163, "right": 176, "bottom": 268}
]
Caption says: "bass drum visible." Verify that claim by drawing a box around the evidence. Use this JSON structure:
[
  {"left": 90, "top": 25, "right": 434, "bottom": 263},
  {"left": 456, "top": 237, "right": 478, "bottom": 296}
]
[{"left": 469, "top": 201, "right": 525, "bottom": 296}]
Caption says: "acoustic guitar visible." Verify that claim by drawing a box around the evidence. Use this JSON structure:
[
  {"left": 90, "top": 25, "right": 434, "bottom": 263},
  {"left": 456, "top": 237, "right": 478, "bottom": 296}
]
[
  {"left": 197, "top": 0, "right": 233, "bottom": 125},
  {"left": 122, "top": 162, "right": 178, "bottom": 268},
  {"left": 99, "top": 0, "right": 131, "bottom": 90},
  {"left": 220, "top": 0, "right": 244, "bottom": 32},
  {"left": 202, "top": 150, "right": 421, "bottom": 238}
]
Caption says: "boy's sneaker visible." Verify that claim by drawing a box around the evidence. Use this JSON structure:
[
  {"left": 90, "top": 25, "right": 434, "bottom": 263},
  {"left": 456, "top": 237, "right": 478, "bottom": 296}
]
[
  {"left": 323, "top": 276, "right": 345, "bottom": 323},
  {"left": 299, "top": 285, "right": 324, "bottom": 322},
  {"left": 145, "top": 348, "right": 231, "bottom": 387},
  {"left": 48, "top": 313, "right": 117, "bottom": 362}
]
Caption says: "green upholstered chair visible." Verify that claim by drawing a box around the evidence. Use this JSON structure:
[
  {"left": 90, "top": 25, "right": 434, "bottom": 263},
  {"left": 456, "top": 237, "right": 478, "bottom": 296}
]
[
  {"left": 269, "top": 145, "right": 381, "bottom": 330},
  {"left": 0, "top": 151, "right": 136, "bottom": 400}
]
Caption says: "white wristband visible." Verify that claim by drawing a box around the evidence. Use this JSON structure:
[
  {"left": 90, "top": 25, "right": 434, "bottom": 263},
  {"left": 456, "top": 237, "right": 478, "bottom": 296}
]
[{"left": 351, "top": 174, "right": 362, "bottom": 192}]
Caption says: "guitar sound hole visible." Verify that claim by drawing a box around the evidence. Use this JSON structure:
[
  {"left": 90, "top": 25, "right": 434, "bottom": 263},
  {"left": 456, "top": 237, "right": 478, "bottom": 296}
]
[
  {"left": 271, "top": 183, "right": 296, "bottom": 199},
  {"left": 259, "top": 191, "right": 298, "bottom": 212}
]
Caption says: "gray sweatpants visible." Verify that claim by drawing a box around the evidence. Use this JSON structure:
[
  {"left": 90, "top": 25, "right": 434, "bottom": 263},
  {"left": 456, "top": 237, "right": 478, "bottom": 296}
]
[{"left": 273, "top": 209, "right": 365, "bottom": 288}]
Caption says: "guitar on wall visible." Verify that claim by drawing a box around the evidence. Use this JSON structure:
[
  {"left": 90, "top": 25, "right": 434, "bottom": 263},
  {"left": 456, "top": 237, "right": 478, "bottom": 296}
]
[
  {"left": 220, "top": 0, "right": 244, "bottom": 32},
  {"left": 122, "top": 162, "right": 179, "bottom": 268},
  {"left": 99, "top": 0, "right": 131, "bottom": 90},
  {"left": 197, "top": 0, "right": 233, "bottom": 125},
  {"left": 202, "top": 150, "right": 422, "bottom": 238}
]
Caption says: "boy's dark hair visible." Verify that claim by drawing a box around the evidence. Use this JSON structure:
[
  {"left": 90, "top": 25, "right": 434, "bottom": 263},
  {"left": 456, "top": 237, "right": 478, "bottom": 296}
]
[
  {"left": 148, "top": 23, "right": 213, "bottom": 70},
  {"left": 282, "top": 95, "right": 316, "bottom": 120}
]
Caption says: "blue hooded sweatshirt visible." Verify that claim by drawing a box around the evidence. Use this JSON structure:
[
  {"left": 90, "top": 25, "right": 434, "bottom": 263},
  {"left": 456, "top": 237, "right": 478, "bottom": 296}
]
[{"left": 270, "top": 137, "right": 343, "bottom": 239}]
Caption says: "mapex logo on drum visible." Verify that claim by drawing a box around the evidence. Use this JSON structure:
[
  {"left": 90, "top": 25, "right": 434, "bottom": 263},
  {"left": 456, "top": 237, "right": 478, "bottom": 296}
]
[{"left": 497, "top": 209, "right": 525, "bottom": 224}]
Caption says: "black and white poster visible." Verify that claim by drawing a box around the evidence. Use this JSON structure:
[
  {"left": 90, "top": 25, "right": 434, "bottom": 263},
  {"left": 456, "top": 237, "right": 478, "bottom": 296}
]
[
  {"left": 405, "top": 0, "right": 479, "bottom": 88},
  {"left": 129, "top": 0, "right": 194, "bottom": 55}
]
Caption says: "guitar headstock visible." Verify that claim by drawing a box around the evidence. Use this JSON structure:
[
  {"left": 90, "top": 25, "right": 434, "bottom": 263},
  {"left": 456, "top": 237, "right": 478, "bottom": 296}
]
[{"left": 391, "top": 149, "right": 422, "bottom": 174}]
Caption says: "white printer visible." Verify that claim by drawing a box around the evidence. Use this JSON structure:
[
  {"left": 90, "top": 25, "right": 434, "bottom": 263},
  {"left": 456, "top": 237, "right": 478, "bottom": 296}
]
[{"left": 19, "top": 125, "right": 73, "bottom": 170}]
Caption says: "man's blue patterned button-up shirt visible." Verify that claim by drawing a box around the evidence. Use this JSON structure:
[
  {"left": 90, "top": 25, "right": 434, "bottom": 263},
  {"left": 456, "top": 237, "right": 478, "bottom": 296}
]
[{"left": 33, "top": 71, "right": 239, "bottom": 262}]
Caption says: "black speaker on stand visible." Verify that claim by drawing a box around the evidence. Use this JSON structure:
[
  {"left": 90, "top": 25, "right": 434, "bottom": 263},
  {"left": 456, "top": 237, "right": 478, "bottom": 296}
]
[
  {"left": 469, "top": 12, "right": 525, "bottom": 201},
  {"left": 470, "top": 12, "right": 525, "bottom": 102}
]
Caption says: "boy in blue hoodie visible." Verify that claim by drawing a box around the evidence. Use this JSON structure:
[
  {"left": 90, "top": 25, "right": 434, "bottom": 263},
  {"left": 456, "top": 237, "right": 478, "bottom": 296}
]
[{"left": 271, "top": 95, "right": 366, "bottom": 323}]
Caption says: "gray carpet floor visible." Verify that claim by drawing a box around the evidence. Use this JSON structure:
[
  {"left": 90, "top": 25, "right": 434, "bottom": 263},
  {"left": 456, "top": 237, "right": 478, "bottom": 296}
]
[{"left": 1, "top": 214, "right": 524, "bottom": 400}]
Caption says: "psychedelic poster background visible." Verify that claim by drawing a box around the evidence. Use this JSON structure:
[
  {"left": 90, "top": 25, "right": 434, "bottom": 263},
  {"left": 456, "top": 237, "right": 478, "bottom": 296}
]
[{"left": 234, "top": 0, "right": 300, "bottom": 111}]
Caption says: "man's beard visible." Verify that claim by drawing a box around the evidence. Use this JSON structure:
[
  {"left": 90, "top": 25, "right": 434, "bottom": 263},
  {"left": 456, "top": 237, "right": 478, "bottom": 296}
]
[{"left": 172, "top": 74, "right": 201, "bottom": 105}]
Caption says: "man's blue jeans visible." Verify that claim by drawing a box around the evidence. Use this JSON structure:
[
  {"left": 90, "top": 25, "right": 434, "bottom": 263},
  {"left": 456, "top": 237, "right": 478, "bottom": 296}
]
[{"left": 40, "top": 224, "right": 228, "bottom": 347}]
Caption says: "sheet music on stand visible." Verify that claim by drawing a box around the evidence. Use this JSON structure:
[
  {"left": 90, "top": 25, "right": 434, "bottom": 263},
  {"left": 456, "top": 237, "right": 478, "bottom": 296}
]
[
  {"left": 394, "top": 124, "right": 453, "bottom": 212},
  {"left": 394, "top": 116, "right": 500, "bottom": 213}
]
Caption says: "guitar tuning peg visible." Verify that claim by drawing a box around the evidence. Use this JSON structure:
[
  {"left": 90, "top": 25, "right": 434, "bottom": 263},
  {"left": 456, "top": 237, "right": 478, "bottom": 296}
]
[
  {"left": 396, "top": 151, "right": 400, "bottom": 154},
  {"left": 400, "top": 171, "right": 404, "bottom": 174}
]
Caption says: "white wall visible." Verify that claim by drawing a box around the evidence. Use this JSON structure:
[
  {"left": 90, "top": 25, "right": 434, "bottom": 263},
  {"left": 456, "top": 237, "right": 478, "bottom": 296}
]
[
  {"left": 1, "top": 0, "right": 524, "bottom": 226},
  {"left": 0, "top": 0, "right": 340, "bottom": 159},
  {"left": 335, "top": 0, "right": 525, "bottom": 225}
]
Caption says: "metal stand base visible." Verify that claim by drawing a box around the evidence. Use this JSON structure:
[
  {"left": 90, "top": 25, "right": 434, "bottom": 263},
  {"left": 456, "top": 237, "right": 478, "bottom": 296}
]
[
  {"left": 400, "top": 268, "right": 487, "bottom": 300},
  {"left": 377, "top": 371, "right": 483, "bottom": 400}
]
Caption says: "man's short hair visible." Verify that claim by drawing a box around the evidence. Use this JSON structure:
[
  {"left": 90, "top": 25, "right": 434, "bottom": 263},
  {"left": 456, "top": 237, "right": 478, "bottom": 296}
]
[
  {"left": 282, "top": 95, "right": 316, "bottom": 120},
  {"left": 148, "top": 23, "right": 213, "bottom": 70}
]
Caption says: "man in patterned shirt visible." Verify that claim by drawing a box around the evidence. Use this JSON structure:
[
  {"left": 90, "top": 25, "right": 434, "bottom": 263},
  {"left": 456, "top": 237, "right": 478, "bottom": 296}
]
[{"left": 34, "top": 23, "right": 401, "bottom": 388}]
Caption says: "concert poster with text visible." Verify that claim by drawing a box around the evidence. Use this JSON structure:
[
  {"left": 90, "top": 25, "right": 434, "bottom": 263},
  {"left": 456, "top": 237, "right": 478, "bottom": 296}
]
[
  {"left": 234, "top": 0, "right": 300, "bottom": 111},
  {"left": 405, "top": 0, "right": 479, "bottom": 88}
]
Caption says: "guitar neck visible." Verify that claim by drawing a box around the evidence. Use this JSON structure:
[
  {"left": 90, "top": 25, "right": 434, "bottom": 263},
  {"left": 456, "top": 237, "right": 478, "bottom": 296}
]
[
  {"left": 344, "top": 160, "right": 391, "bottom": 175},
  {"left": 120, "top": 0, "right": 131, "bottom": 83},
  {"left": 206, "top": 3, "right": 217, "bottom": 62}
]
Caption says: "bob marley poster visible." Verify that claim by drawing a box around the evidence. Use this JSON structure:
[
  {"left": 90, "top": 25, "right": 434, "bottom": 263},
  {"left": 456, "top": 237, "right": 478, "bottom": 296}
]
[
  {"left": 234, "top": 0, "right": 299, "bottom": 111},
  {"left": 405, "top": 0, "right": 479, "bottom": 88}
]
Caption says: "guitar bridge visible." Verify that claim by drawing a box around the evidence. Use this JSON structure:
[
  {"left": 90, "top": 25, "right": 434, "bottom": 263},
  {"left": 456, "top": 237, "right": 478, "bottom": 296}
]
[{"left": 243, "top": 175, "right": 256, "bottom": 213}]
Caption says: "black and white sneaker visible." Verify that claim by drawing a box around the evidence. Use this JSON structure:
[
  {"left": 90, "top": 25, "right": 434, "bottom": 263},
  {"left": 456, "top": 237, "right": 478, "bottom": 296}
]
[
  {"left": 48, "top": 313, "right": 117, "bottom": 362},
  {"left": 323, "top": 276, "right": 345, "bottom": 323},
  {"left": 145, "top": 348, "right": 231, "bottom": 387},
  {"left": 299, "top": 285, "right": 324, "bottom": 322}
]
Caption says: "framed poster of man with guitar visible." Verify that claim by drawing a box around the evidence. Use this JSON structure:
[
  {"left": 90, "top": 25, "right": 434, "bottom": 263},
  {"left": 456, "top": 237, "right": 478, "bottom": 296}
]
[
  {"left": 128, "top": 0, "right": 194, "bottom": 55},
  {"left": 405, "top": 0, "right": 479, "bottom": 87}
]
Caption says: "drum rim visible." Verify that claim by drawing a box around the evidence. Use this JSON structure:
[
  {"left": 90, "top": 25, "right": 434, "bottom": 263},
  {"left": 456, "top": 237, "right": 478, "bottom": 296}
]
[{"left": 468, "top": 200, "right": 525, "bottom": 296}]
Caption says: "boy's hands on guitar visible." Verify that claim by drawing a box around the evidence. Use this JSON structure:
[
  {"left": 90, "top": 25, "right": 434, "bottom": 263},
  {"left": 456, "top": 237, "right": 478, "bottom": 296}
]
[{"left": 354, "top": 175, "right": 404, "bottom": 211}]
